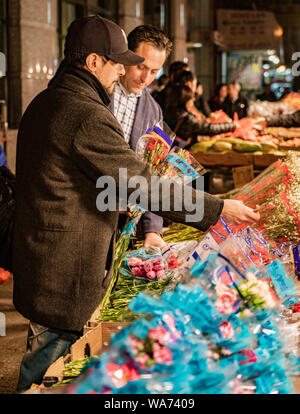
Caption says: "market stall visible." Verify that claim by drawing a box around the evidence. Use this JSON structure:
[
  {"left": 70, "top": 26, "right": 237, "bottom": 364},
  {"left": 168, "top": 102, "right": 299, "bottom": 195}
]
[{"left": 27, "top": 127, "right": 300, "bottom": 395}]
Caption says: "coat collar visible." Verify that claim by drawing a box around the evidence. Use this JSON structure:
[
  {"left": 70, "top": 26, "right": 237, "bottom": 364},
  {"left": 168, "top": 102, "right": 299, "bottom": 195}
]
[{"left": 49, "top": 60, "right": 111, "bottom": 106}]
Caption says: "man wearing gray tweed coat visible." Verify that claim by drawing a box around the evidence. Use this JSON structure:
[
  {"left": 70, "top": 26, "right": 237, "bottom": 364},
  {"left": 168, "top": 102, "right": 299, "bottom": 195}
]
[{"left": 13, "top": 16, "right": 260, "bottom": 392}]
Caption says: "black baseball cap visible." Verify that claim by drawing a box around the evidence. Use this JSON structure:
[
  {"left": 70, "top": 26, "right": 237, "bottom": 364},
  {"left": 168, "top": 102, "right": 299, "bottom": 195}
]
[{"left": 64, "top": 15, "right": 144, "bottom": 66}]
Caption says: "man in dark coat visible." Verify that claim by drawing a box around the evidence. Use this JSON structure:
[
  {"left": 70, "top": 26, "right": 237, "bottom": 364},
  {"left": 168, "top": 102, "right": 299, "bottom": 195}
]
[
  {"left": 223, "top": 81, "right": 249, "bottom": 120},
  {"left": 13, "top": 15, "right": 260, "bottom": 392}
]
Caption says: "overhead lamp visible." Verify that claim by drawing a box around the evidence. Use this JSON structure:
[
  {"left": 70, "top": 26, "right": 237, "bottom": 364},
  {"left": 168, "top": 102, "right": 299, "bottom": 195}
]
[
  {"left": 268, "top": 55, "right": 280, "bottom": 65},
  {"left": 274, "top": 27, "right": 283, "bottom": 37}
]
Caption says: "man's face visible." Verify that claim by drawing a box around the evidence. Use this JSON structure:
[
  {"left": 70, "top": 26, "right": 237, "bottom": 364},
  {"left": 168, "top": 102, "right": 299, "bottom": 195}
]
[
  {"left": 121, "top": 42, "right": 167, "bottom": 94},
  {"left": 95, "top": 56, "right": 125, "bottom": 95},
  {"left": 219, "top": 85, "right": 228, "bottom": 99},
  {"left": 228, "top": 84, "right": 238, "bottom": 99}
]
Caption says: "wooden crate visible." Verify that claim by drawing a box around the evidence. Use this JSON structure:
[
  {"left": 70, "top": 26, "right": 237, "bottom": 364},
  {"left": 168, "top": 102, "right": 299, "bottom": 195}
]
[
  {"left": 32, "top": 321, "right": 131, "bottom": 390},
  {"left": 193, "top": 151, "right": 284, "bottom": 169}
]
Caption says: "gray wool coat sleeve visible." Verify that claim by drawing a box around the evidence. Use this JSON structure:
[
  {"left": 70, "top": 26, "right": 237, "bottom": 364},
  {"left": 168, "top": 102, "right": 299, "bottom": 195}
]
[{"left": 71, "top": 109, "right": 224, "bottom": 231}]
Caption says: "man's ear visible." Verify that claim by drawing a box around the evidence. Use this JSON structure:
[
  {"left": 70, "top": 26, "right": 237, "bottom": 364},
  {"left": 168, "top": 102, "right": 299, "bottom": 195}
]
[{"left": 85, "top": 53, "right": 101, "bottom": 73}]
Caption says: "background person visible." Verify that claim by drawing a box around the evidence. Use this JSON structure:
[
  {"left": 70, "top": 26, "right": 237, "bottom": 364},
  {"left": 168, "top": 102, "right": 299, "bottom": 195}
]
[
  {"left": 172, "top": 70, "right": 206, "bottom": 121},
  {"left": 151, "top": 74, "right": 169, "bottom": 101},
  {"left": 194, "top": 82, "right": 211, "bottom": 117},
  {"left": 223, "top": 81, "right": 248, "bottom": 120},
  {"left": 208, "top": 83, "right": 228, "bottom": 112},
  {"left": 256, "top": 83, "right": 277, "bottom": 102},
  {"left": 164, "top": 84, "right": 237, "bottom": 148},
  {"left": 153, "top": 60, "right": 190, "bottom": 110}
]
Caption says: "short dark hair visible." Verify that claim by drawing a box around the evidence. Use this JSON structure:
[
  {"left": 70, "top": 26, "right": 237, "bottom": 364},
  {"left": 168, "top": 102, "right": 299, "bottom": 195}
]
[
  {"left": 174, "top": 70, "right": 195, "bottom": 85},
  {"left": 157, "top": 74, "right": 169, "bottom": 86},
  {"left": 127, "top": 25, "right": 173, "bottom": 57},
  {"left": 215, "top": 83, "right": 227, "bottom": 95},
  {"left": 165, "top": 84, "right": 194, "bottom": 111},
  {"left": 65, "top": 52, "right": 90, "bottom": 66},
  {"left": 169, "top": 61, "right": 189, "bottom": 77}
]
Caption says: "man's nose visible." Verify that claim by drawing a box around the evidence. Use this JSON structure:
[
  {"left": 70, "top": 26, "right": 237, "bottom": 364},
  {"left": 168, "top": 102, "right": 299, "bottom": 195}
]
[{"left": 141, "top": 71, "right": 151, "bottom": 85}]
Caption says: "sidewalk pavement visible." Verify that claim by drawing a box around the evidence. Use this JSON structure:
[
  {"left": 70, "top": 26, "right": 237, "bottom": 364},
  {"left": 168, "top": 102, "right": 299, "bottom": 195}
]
[{"left": 0, "top": 277, "right": 28, "bottom": 394}]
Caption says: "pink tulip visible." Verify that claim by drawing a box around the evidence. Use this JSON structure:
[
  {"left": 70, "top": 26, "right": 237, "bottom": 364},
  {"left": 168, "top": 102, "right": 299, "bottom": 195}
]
[
  {"left": 131, "top": 267, "right": 145, "bottom": 277},
  {"left": 144, "top": 260, "right": 155, "bottom": 272},
  {"left": 156, "top": 271, "right": 166, "bottom": 280},
  {"left": 128, "top": 257, "right": 144, "bottom": 267},
  {"left": 147, "top": 271, "right": 156, "bottom": 280}
]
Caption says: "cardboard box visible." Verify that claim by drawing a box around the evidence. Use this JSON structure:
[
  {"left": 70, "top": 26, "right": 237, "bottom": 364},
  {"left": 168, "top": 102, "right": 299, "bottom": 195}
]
[{"left": 38, "top": 321, "right": 131, "bottom": 389}]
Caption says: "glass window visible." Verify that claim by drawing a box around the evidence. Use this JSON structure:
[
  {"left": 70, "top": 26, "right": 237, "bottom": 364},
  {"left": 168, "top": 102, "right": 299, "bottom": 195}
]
[
  {"left": 144, "top": 0, "right": 170, "bottom": 33},
  {"left": 58, "top": 1, "right": 85, "bottom": 61},
  {"left": 58, "top": 0, "right": 118, "bottom": 61},
  {"left": 87, "top": 1, "right": 118, "bottom": 20}
]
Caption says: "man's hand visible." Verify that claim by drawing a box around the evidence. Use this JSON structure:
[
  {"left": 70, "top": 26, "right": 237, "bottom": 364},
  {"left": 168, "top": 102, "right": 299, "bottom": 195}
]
[
  {"left": 119, "top": 210, "right": 132, "bottom": 218},
  {"left": 144, "top": 232, "right": 166, "bottom": 249},
  {"left": 221, "top": 199, "right": 260, "bottom": 226}
]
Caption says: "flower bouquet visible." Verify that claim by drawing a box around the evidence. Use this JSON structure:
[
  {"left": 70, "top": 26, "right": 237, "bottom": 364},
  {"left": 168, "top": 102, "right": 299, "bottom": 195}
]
[
  {"left": 128, "top": 326, "right": 174, "bottom": 370},
  {"left": 232, "top": 151, "right": 300, "bottom": 244},
  {"left": 135, "top": 126, "right": 175, "bottom": 174},
  {"left": 121, "top": 247, "right": 170, "bottom": 282},
  {"left": 65, "top": 272, "right": 300, "bottom": 395}
]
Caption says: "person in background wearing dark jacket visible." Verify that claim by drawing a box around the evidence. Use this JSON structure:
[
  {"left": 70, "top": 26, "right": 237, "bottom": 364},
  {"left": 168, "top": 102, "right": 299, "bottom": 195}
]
[
  {"left": 194, "top": 82, "right": 211, "bottom": 117},
  {"left": 255, "top": 110, "right": 300, "bottom": 129},
  {"left": 164, "top": 84, "right": 237, "bottom": 148},
  {"left": 151, "top": 74, "right": 169, "bottom": 101},
  {"left": 256, "top": 84, "right": 277, "bottom": 102},
  {"left": 109, "top": 25, "right": 173, "bottom": 249},
  {"left": 154, "top": 60, "right": 190, "bottom": 110},
  {"left": 172, "top": 70, "right": 206, "bottom": 121},
  {"left": 208, "top": 83, "right": 228, "bottom": 112},
  {"left": 223, "top": 81, "right": 248, "bottom": 119}
]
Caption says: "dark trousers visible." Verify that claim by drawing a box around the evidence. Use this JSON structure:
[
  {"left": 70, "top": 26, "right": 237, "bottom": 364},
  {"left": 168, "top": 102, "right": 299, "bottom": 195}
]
[{"left": 16, "top": 322, "right": 81, "bottom": 393}]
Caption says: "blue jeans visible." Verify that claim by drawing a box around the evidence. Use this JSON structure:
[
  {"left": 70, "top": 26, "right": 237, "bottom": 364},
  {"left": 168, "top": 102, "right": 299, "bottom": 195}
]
[{"left": 16, "top": 322, "right": 81, "bottom": 393}]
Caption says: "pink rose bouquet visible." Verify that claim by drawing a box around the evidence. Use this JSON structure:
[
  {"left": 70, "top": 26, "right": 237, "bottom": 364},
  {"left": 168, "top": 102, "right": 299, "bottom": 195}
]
[{"left": 128, "top": 325, "right": 174, "bottom": 370}]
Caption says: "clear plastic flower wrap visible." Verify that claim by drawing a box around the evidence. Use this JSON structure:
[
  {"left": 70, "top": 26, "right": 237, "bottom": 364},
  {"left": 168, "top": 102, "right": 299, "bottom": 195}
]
[
  {"left": 66, "top": 350, "right": 141, "bottom": 394},
  {"left": 135, "top": 126, "right": 175, "bottom": 175},
  {"left": 232, "top": 151, "right": 300, "bottom": 244},
  {"left": 190, "top": 253, "right": 281, "bottom": 317},
  {"left": 120, "top": 247, "right": 171, "bottom": 282},
  {"left": 159, "top": 146, "right": 206, "bottom": 183}
]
